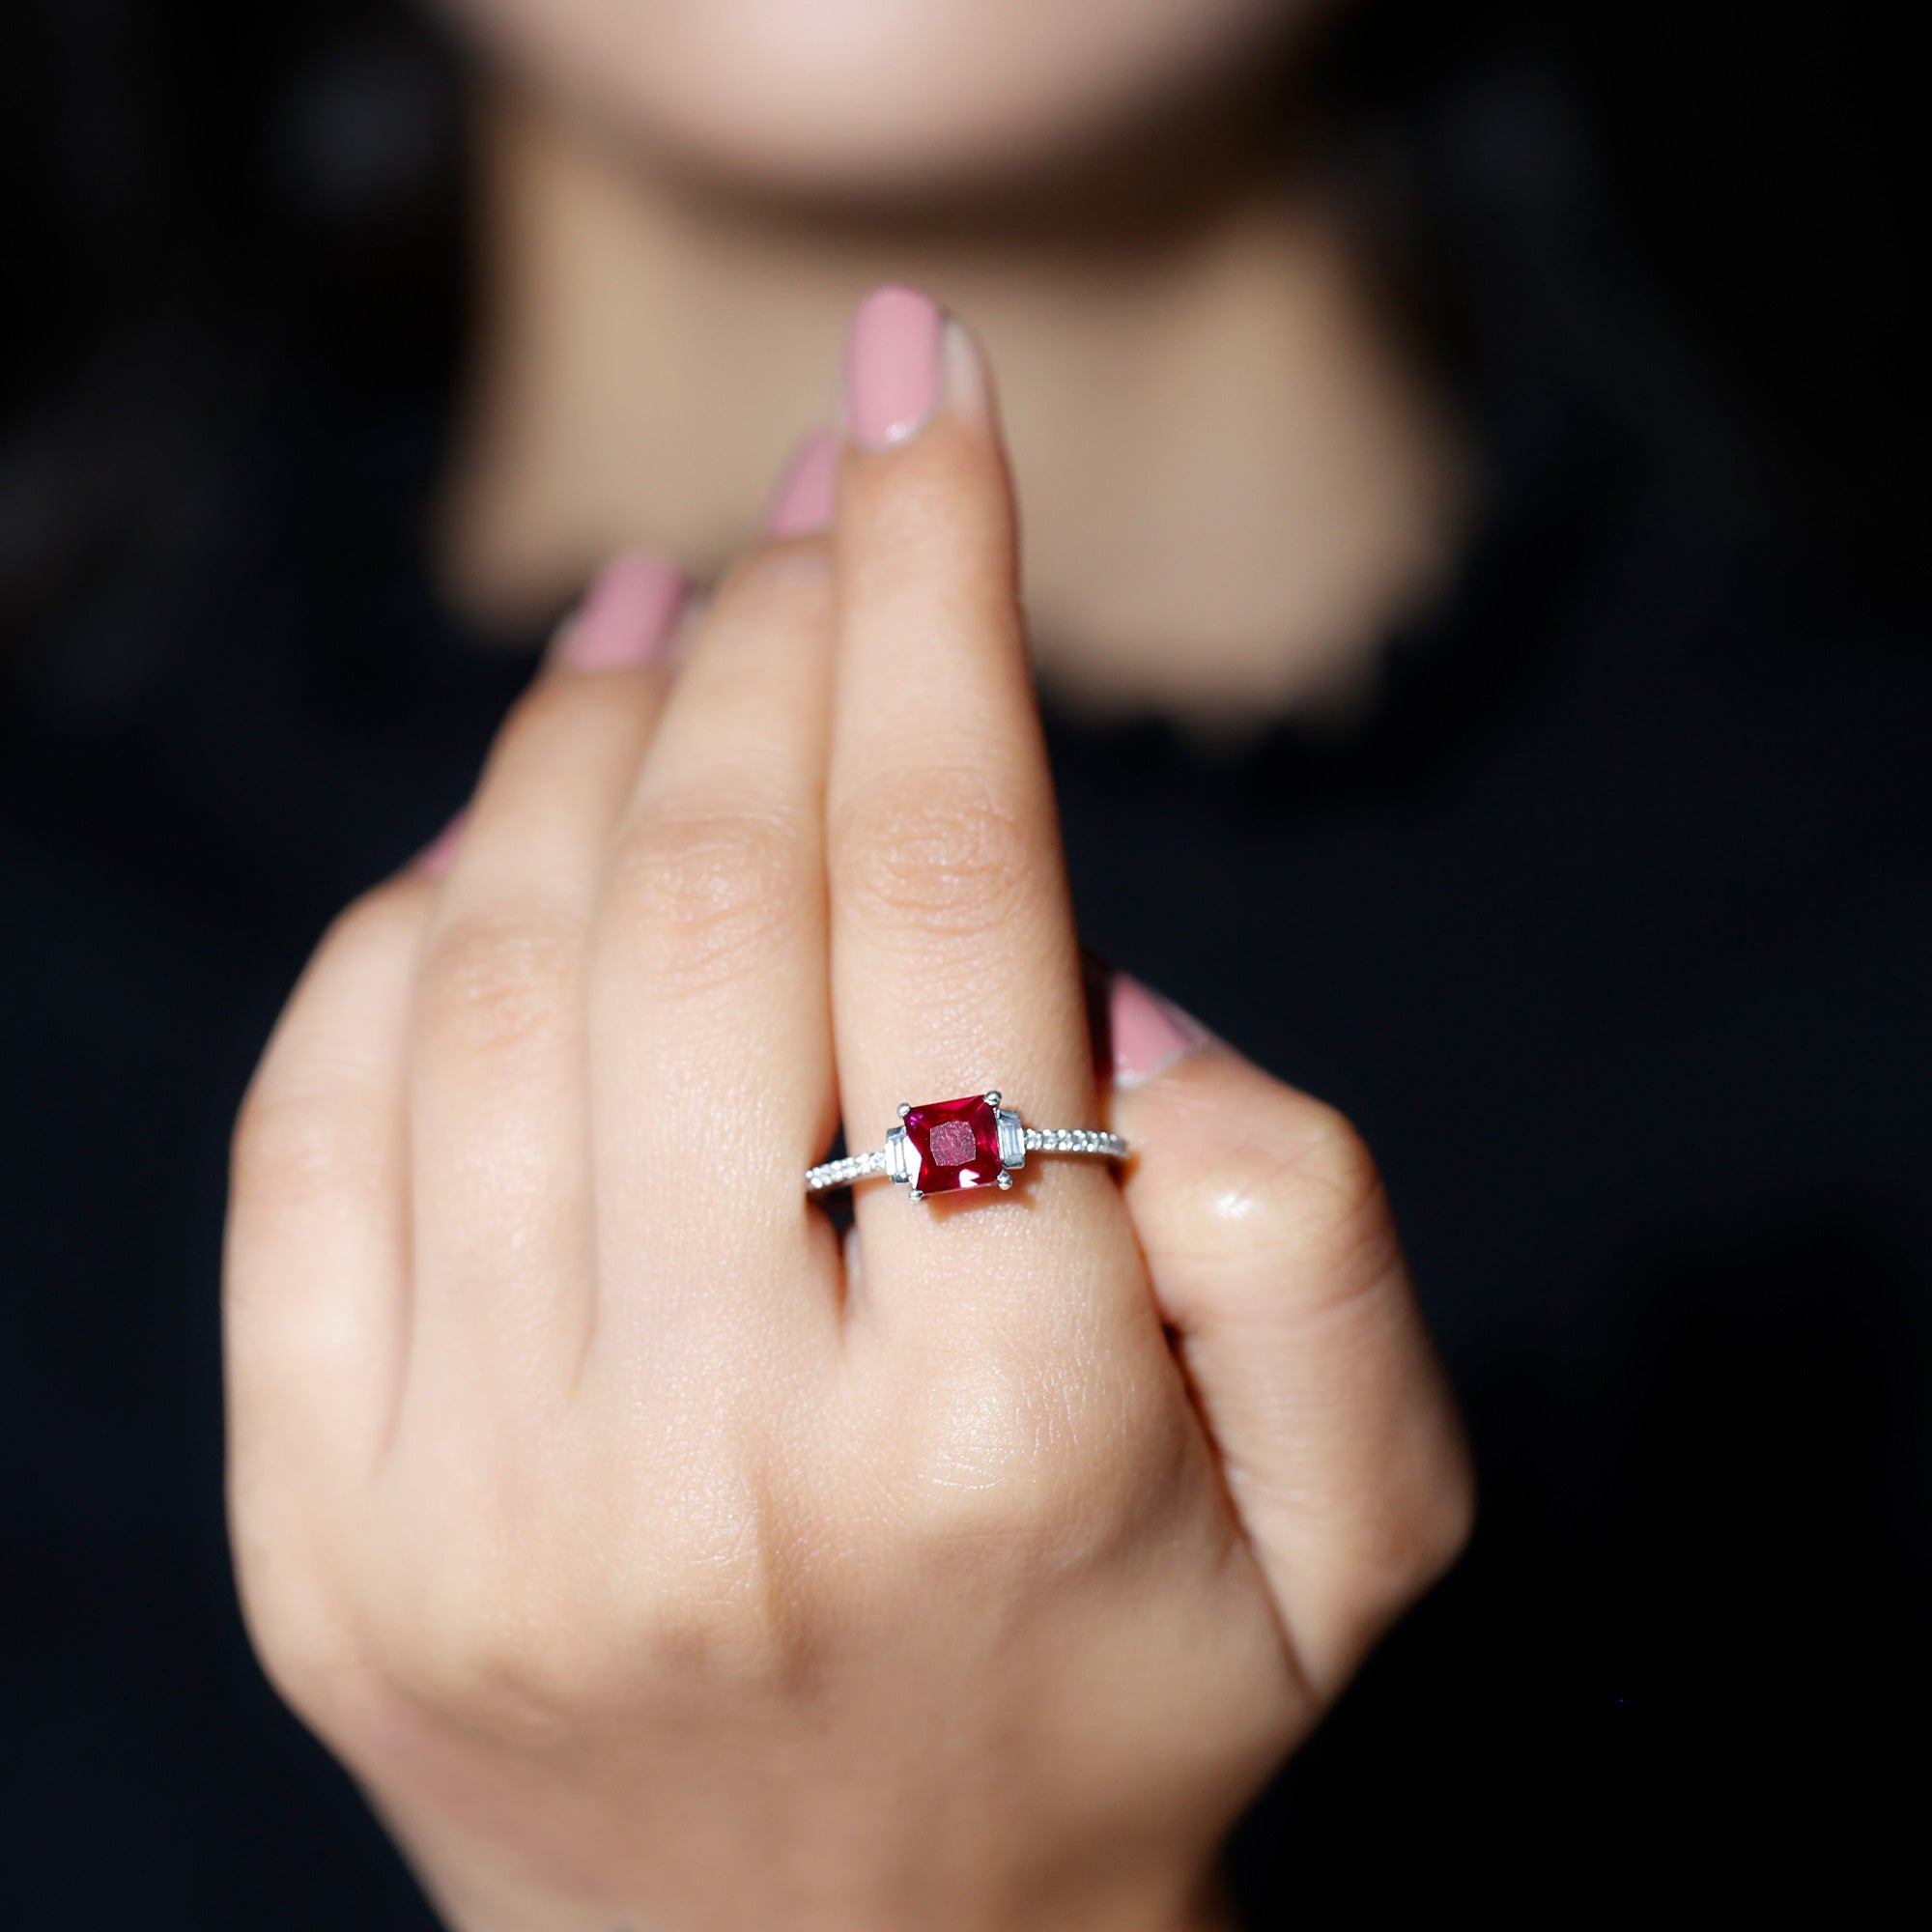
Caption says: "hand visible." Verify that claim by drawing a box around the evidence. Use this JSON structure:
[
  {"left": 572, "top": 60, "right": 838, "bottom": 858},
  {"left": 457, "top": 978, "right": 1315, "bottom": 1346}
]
[{"left": 225, "top": 288, "right": 1471, "bottom": 1932}]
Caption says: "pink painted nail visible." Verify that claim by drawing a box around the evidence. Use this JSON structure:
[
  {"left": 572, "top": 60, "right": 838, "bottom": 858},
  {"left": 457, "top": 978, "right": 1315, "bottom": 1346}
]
[
  {"left": 557, "top": 551, "right": 687, "bottom": 669},
  {"left": 1110, "top": 974, "right": 1208, "bottom": 1088},
  {"left": 765, "top": 427, "right": 838, "bottom": 537},
  {"left": 843, "top": 285, "right": 945, "bottom": 449},
  {"left": 420, "top": 809, "right": 467, "bottom": 878}
]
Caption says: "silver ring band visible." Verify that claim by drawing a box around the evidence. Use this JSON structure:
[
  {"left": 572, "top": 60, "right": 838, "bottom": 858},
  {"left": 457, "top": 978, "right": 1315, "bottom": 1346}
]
[{"left": 806, "top": 1090, "right": 1126, "bottom": 1204}]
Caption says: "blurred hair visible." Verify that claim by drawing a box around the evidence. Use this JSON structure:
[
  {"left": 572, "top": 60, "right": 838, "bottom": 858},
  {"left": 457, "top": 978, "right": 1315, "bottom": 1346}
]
[{"left": 2, "top": 0, "right": 1919, "bottom": 690}]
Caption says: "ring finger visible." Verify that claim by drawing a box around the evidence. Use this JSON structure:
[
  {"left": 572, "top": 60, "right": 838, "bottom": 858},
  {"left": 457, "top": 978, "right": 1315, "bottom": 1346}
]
[
  {"left": 588, "top": 494, "right": 842, "bottom": 1380},
  {"left": 825, "top": 290, "right": 1148, "bottom": 1349}
]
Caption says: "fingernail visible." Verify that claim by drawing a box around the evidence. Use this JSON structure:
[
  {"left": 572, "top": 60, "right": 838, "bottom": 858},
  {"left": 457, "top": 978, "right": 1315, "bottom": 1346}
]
[
  {"left": 1110, "top": 974, "right": 1208, "bottom": 1088},
  {"left": 555, "top": 551, "right": 687, "bottom": 669},
  {"left": 765, "top": 427, "right": 838, "bottom": 536},
  {"left": 420, "top": 809, "right": 467, "bottom": 877},
  {"left": 843, "top": 284, "right": 945, "bottom": 449}
]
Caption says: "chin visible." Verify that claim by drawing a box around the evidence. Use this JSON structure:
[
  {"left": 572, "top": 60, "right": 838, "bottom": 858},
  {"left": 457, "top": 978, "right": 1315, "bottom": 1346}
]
[{"left": 448, "top": 0, "right": 1303, "bottom": 202}]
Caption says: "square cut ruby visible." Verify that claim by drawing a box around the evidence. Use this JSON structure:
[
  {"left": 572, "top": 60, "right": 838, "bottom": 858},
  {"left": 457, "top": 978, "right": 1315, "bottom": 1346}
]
[{"left": 902, "top": 1094, "right": 1004, "bottom": 1196}]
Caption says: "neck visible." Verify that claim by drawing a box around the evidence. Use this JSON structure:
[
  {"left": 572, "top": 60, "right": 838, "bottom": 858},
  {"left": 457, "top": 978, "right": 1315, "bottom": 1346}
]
[{"left": 440, "top": 79, "right": 1468, "bottom": 726}]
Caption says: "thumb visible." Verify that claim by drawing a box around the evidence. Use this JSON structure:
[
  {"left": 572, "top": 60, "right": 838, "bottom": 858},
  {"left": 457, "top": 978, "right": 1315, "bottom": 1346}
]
[{"left": 1105, "top": 973, "right": 1474, "bottom": 1699}]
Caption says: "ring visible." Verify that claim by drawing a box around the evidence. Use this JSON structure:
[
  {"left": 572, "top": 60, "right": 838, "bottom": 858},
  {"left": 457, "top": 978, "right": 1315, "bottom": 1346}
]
[{"left": 805, "top": 1090, "right": 1128, "bottom": 1204}]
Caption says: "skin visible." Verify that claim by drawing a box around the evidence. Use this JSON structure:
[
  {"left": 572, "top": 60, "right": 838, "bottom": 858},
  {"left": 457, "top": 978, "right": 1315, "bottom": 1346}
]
[
  {"left": 441, "top": 0, "right": 1314, "bottom": 198},
  {"left": 228, "top": 314, "right": 1472, "bottom": 1930},
  {"left": 438, "top": 0, "right": 1466, "bottom": 725},
  {"left": 233, "top": 3, "right": 1475, "bottom": 1922}
]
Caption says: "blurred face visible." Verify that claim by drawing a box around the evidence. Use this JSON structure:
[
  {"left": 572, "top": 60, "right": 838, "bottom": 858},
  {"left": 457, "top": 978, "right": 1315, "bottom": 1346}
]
[{"left": 442, "top": 0, "right": 1312, "bottom": 198}]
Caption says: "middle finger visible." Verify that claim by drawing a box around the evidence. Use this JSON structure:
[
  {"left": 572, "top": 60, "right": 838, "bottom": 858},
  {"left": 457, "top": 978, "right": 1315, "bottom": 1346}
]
[{"left": 590, "top": 521, "right": 843, "bottom": 1375}]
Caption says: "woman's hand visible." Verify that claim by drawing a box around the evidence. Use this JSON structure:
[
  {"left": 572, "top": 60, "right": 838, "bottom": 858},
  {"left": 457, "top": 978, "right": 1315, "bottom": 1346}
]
[{"left": 225, "top": 287, "right": 1471, "bottom": 1932}]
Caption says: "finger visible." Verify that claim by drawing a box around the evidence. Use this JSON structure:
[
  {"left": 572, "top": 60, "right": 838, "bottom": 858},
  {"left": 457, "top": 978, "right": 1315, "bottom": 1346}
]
[
  {"left": 1105, "top": 973, "right": 1476, "bottom": 1698},
  {"left": 825, "top": 289, "right": 1143, "bottom": 1344},
  {"left": 590, "top": 506, "right": 841, "bottom": 1372},
  {"left": 226, "top": 872, "right": 430, "bottom": 1492},
  {"left": 407, "top": 554, "right": 685, "bottom": 1401}
]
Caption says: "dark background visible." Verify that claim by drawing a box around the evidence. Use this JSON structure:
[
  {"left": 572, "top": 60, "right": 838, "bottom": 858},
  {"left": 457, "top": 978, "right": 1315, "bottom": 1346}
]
[{"left": 3, "top": 1, "right": 1926, "bottom": 1923}]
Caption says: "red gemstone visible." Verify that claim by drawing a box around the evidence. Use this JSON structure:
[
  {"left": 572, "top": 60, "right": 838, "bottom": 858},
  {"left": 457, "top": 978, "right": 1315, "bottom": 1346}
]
[{"left": 901, "top": 1094, "right": 1004, "bottom": 1196}]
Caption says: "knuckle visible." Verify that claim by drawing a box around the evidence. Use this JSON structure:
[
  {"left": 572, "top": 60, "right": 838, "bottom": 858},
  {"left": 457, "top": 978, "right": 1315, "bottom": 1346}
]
[
  {"left": 1293, "top": 1375, "right": 1475, "bottom": 1675},
  {"left": 242, "top": 1581, "right": 356, "bottom": 1730},
  {"left": 1274, "top": 1097, "right": 1385, "bottom": 1223},
  {"left": 834, "top": 767, "right": 1041, "bottom": 943},
  {"left": 230, "top": 1083, "right": 377, "bottom": 1211},
  {"left": 919, "top": 1473, "right": 1065, "bottom": 1576},
  {"left": 365, "top": 1507, "right": 592, "bottom": 1741},
  {"left": 257, "top": 1638, "right": 354, "bottom": 1742},
  {"left": 1406, "top": 1423, "right": 1478, "bottom": 1587},
  {"left": 435, "top": 1633, "right": 596, "bottom": 1746},
  {"left": 324, "top": 878, "right": 422, "bottom": 961},
  {"left": 898, "top": 1347, "right": 1166, "bottom": 1575},
  {"left": 709, "top": 540, "right": 831, "bottom": 624},
  {"left": 232, "top": 886, "right": 424, "bottom": 1208},
  {"left": 230, "top": 1512, "right": 360, "bottom": 1732},
  {"left": 495, "top": 671, "right": 573, "bottom": 755},
  {"left": 1187, "top": 1099, "right": 1395, "bottom": 1290},
  {"left": 383, "top": 1591, "right": 569, "bottom": 1742},
  {"left": 381, "top": 1505, "right": 812, "bottom": 1740},
  {"left": 1342, "top": 1450, "right": 1477, "bottom": 1625},
  {"left": 493, "top": 665, "right": 623, "bottom": 766},
  {"left": 907, "top": 1435, "right": 1071, "bottom": 1571},
  {"left": 419, "top": 907, "right": 582, "bottom": 1059},
  {"left": 1416, "top": 1458, "right": 1478, "bottom": 1590},
  {"left": 641, "top": 1563, "right": 814, "bottom": 1702},
  {"left": 608, "top": 801, "right": 810, "bottom": 992},
  {"left": 637, "top": 1458, "right": 821, "bottom": 1694}
]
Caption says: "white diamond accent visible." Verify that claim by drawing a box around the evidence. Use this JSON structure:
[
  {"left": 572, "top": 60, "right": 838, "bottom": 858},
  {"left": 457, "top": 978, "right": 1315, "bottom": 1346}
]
[{"left": 807, "top": 1114, "right": 1126, "bottom": 1195}]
